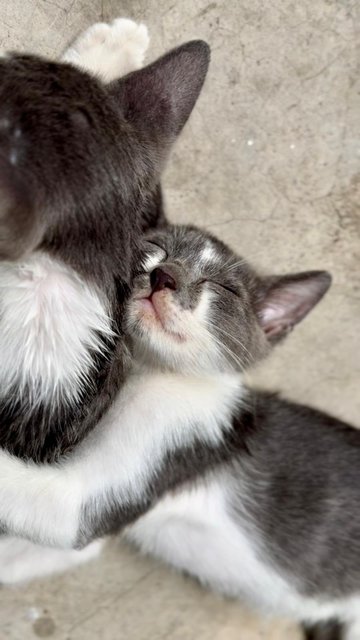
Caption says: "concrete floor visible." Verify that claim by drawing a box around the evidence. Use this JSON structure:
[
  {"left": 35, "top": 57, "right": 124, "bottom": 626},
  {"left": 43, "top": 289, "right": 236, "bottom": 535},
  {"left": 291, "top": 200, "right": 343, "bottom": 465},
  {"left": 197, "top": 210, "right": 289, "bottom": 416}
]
[{"left": 0, "top": 0, "right": 359, "bottom": 638}]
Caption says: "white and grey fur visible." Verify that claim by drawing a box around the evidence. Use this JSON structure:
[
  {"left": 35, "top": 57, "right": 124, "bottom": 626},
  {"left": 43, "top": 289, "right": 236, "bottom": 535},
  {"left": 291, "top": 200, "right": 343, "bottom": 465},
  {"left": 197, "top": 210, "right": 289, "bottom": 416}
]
[
  {"left": 0, "top": 18, "right": 210, "bottom": 585},
  {"left": 0, "top": 18, "right": 151, "bottom": 411},
  {"left": 0, "top": 20, "right": 356, "bottom": 640},
  {"left": 0, "top": 19, "right": 209, "bottom": 461},
  {"left": 2, "top": 223, "right": 358, "bottom": 640}
]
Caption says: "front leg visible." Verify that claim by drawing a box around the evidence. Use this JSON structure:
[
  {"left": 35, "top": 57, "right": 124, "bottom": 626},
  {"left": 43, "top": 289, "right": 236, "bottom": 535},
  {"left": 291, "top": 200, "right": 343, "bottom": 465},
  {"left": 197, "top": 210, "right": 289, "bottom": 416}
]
[
  {"left": 0, "top": 374, "right": 232, "bottom": 548},
  {"left": 0, "top": 432, "right": 137, "bottom": 548},
  {"left": 0, "top": 451, "right": 83, "bottom": 547}
]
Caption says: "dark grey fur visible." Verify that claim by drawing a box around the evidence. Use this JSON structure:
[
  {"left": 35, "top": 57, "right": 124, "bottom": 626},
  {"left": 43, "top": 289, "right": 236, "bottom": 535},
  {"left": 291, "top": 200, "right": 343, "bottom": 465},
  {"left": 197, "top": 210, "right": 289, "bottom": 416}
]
[
  {"left": 0, "top": 43, "right": 210, "bottom": 461},
  {"left": 232, "top": 392, "right": 360, "bottom": 599}
]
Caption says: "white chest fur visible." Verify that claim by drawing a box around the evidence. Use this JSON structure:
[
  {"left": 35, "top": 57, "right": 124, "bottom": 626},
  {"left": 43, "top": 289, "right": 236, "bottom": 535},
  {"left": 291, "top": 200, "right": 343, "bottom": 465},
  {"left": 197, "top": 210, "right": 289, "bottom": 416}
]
[{"left": 0, "top": 252, "right": 113, "bottom": 405}]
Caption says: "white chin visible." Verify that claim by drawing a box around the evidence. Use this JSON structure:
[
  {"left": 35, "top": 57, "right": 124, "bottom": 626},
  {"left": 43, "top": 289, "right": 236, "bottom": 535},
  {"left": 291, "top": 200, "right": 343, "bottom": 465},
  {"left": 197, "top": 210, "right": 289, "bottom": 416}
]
[
  {"left": 135, "top": 330, "right": 187, "bottom": 366},
  {"left": 137, "top": 313, "right": 186, "bottom": 344}
]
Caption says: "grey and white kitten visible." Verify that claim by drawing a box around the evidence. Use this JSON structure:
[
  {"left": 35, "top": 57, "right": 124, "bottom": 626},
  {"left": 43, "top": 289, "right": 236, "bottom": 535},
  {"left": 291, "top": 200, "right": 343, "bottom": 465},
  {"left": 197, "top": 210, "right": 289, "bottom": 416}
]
[{"left": 2, "top": 223, "right": 358, "bottom": 640}]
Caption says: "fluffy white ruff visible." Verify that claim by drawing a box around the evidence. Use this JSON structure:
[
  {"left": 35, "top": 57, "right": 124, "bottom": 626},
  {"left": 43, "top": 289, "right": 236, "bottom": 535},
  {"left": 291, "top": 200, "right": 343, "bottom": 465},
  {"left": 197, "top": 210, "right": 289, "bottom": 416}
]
[{"left": 0, "top": 252, "right": 113, "bottom": 405}]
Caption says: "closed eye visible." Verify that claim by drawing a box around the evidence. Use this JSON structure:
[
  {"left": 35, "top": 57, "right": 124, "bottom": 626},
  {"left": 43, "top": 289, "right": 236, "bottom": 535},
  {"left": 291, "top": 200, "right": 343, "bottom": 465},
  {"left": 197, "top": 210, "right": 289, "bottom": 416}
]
[
  {"left": 142, "top": 242, "right": 168, "bottom": 273},
  {"left": 147, "top": 241, "right": 165, "bottom": 250},
  {"left": 199, "top": 279, "right": 239, "bottom": 297},
  {"left": 146, "top": 241, "right": 168, "bottom": 258}
]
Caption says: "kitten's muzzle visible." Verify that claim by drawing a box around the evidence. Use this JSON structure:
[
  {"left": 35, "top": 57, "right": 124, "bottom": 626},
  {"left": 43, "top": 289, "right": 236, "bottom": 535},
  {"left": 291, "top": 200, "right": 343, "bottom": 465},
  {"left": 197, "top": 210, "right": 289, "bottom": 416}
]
[{"left": 130, "top": 268, "right": 186, "bottom": 341}]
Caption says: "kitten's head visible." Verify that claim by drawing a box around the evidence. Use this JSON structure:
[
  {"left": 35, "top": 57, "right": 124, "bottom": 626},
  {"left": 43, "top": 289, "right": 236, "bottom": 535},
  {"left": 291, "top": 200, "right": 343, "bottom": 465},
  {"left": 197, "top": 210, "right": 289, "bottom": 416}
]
[
  {"left": 126, "top": 226, "right": 331, "bottom": 374},
  {"left": 0, "top": 43, "right": 209, "bottom": 279}
]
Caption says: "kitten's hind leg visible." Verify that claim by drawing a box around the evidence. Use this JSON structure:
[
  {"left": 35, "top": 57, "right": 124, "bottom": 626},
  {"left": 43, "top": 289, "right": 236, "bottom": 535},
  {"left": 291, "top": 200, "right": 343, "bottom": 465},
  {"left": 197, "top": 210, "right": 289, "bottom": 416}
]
[
  {"left": 62, "top": 18, "right": 149, "bottom": 82},
  {"left": 0, "top": 536, "right": 105, "bottom": 585},
  {"left": 302, "top": 620, "right": 344, "bottom": 640}
]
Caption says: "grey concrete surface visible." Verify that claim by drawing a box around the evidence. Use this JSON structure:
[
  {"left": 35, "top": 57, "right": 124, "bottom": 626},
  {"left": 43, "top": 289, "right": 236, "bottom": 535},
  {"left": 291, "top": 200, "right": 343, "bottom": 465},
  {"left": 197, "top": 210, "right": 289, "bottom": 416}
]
[{"left": 0, "top": 1, "right": 359, "bottom": 638}]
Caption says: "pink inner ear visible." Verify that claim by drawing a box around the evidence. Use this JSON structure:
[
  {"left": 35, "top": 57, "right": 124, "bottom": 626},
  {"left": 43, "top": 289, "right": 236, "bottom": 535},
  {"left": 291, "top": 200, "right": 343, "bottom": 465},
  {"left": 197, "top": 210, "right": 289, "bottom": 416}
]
[
  {"left": 259, "top": 303, "right": 292, "bottom": 337},
  {"left": 260, "top": 303, "right": 284, "bottom": 324},
  {"left": 258, "top": 272, "right": 331, "bottom": 340}
]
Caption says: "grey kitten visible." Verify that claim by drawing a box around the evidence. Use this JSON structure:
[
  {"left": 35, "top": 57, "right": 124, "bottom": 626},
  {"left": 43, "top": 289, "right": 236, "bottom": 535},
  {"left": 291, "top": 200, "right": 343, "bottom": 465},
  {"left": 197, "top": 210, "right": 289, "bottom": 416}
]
[{"left": 0, "top": 225, "right": 358, "bottom": 640}]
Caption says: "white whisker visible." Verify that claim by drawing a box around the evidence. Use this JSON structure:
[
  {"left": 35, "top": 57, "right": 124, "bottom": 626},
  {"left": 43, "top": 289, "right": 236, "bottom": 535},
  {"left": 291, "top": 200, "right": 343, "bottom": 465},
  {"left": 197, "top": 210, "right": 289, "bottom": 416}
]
[
  {"left": 214, "top": 324, "right": 254, "bottom": 365},
  {"left": 204, "top": 326, "right": 246, "bottom": 371}
]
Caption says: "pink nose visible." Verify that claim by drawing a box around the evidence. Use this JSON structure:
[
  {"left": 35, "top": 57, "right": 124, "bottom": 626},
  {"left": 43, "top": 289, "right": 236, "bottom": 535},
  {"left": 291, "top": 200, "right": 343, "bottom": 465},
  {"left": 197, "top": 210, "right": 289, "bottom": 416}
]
[{"left": 150, "top": 267, "right": 177, "bottom": 293}]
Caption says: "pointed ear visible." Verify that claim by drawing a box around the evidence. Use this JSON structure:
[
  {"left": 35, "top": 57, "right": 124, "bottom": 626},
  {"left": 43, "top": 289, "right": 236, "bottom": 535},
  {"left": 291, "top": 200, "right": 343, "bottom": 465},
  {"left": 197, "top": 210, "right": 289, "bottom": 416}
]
[
  {"left": 256, "top": 271, "right": 332, "bottom": 341},
  {"left": 109, "top": 40, "right": 210, "bottom": 142}
]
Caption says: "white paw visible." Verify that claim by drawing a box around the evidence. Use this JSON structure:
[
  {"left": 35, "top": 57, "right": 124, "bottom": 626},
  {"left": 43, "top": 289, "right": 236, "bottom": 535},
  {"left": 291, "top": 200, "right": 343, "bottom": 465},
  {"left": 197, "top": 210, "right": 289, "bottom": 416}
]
[
  {"left": 0, "top": 536, "right": 105, "bottom": 585},
  {"left": 62, "top": 18, "right": 150, "bottom": 83}
]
